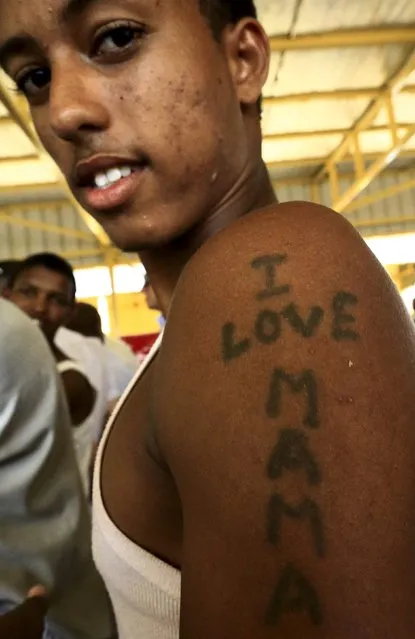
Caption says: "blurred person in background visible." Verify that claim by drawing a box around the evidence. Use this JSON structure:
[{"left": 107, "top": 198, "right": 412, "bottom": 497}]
[
  {"left": 0, "top": 260, "right": 20, "bottom": 294},
  {"left": 0, "top": 298, "right": 113, "bottom": 639},
  {"left": 3, "top": 253, "right": 97, "bottom": 494},
  {"left": 65, "top": 302, "right": 137, "bottom": 427},
  {"left": 67, "top": 302, "right": 137, "bottom": 400},
  {"left": 57, "top": 303, "right": 113, "bottom": 447}
]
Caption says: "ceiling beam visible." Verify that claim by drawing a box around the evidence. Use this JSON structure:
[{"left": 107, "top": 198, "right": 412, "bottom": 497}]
[
  {"left": 0, "top": 182, "right": 63, "bottom": 199},
  {"left": 351, "top": 215, "right": 415, "bottom": 232},
  {"left": 0, "top": 153, "right": 39, "bottom": 162},
  {"left": 344, "top": 177, "right": 415, "bottom": 214},
  {"left": 60, "top": 248, "right": 104, "bottom": 260},
  {"left": 269, "top": 26, "right": 415, "bottom": 52},
  {"left": 0, "top": 211, "right": 97, "bottom": 241},
  {"left": 263, "top": 86, "right": 415, "bottom": 106},
  {"left": 315, "top": 51, "right": 415, "bottom": 182},
  {"left": 264, "top": 123, "right": 412, "bottom": 143},
  {"left": 333, "top": 124, "right": 415, "bottom": 212},
  {"left": 267, "top": 148, "right": 415, "bottom": 171},
  {"left": 0, "top": 199, "right": 82, "bottom": 213}
]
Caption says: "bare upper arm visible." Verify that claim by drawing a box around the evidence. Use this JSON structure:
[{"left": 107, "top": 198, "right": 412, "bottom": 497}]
[
  {"left": 155, "top": 202, "right": 415, "bottom": 638},
  {"left": 60, "top": 369, "right": 96, "bottom": 427}
]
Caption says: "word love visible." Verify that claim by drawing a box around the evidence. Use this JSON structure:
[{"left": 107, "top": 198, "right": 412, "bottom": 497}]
[{"left": 222, "top": 290, "right": 358, "bottom": 363}]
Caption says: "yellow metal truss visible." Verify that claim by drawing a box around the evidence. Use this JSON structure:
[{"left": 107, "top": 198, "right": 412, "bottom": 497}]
[
  {"left": 311, "top": 51, "right": 415, "bottom": 212},
  {"left": 263, "top": 86, "right": 415, "bottom": 107},
  {"left": 0, "top": 209, "right": 96, "bottom": 242},
  {"left": 264, "top": 123, "right": 413, "bottom": 143},
  {"left": 269, "top": 26, "right": 415, "bottom": 52},
  {"left": 345, "top": 177, "right": 415, "bottom": 214}
]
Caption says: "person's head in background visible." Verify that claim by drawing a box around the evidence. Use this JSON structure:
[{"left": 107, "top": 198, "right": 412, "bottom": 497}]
[
  {"left": 3, "top": 253, "right": 76, "bottom": 339},
  {"left": 0, "top": 260, "right": 20, "bottom": 295},
  {"left": 66, "top": 301, "right": 104, "bottom": 342},
  {"left": 142, "top": 275, "right": 161, "bottom": 312}
]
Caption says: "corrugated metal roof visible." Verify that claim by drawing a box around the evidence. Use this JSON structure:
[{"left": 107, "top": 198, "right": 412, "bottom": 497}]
[
  {"left": 276, "top": 168, "right": 415, "bottom": 237},
  {"left": 0, "top": 201, "right": 100, "bottom": 266}
]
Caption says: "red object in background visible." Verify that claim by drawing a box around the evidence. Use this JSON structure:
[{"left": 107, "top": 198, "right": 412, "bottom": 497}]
[{"left": 122, "top": 333, "right": 159, "bottom": 357}]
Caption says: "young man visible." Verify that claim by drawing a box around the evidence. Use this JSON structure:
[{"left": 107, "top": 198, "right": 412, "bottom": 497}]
[
  {"left": 0, "top": 299, "right": 113, "bottom": 639},
  {"left": 4, "top": 253, "right": 97, "bottom": 491},
  {"left": 1, "top": 1, "right": 415, "bottom": 638}
]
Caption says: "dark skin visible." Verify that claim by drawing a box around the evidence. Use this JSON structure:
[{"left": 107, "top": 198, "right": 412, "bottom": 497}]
[
  {"left": 0, "top": 587, "right": 47, "bottom": 639},
  {"left": 66, "top": 301, "right": 104, "bottom": 340},
  {"left": 1, "top": 1, "right": 415, "bottom": 637},
  {"left": 143, "top": 281, "right": 161, "bottom": 312},
  {"left": 4, "top": 266, "right": 96, "bottom": 426}
]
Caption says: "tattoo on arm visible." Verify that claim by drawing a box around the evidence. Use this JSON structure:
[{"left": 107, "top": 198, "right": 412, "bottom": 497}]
[
  {"left": 251, "top": 254, "right": 291, "bottom": 300},
  {"left": 267, "top": 494, "right": 326, "bottom": 558},
  {"left": 266, "top": 563, "right": 323, "bottom": 627},
  {"left": 255, "top": 310, "right": 281, "bottom": 345},
  {"left": 332, "top": 292, "right": 359, "bottom": 341},
  {"left": 281, "top": 303, "right": 324, "bottom": 338},
  {"left": 266, "top": 369, "right": 319, "bottom": 428},
  {"left": 220, "top": 253, "right": 360, "bottom": 628},
  {"left": 222, "top": 322, "right": 251, "bottom": 362},
  {"left": 267, "top": 429, "right": 321, "bottom": 485}
]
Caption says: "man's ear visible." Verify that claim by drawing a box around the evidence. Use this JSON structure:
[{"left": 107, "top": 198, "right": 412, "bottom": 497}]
[{"left": 223, "top": 18, "right": 270, "bottom": 108}]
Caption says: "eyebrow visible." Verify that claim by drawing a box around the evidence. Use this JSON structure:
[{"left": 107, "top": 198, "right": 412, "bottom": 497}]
[
  {"left": 0, "top": 0, "right": 100, "bottom": 71},
  {"left": 0, "top": 34, "right": 36, "bottom": 72},
  {"left": 59, "top": 0, "right": 101, "bottom": 25}
]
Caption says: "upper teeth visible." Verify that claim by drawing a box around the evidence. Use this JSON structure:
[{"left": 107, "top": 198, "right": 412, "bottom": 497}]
[{"left": 94, "top": 166, "right": 132, "bottom": 189}]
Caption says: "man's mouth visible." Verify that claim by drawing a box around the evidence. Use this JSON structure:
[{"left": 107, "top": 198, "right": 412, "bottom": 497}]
[
  {"left": 91, "top": 165, "right": 136, "bottom": 190},
  {"left": 74, "top": 155, "right": 148, "bottom": 212}
]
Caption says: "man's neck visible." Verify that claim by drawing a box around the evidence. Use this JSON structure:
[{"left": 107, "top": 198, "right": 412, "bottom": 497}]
[{"left": 139, "top": 161, "right": 277, "bottom": 317}]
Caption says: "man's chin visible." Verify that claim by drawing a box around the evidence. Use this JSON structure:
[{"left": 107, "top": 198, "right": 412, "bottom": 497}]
[{"left": 100, "top": 223, "right": 176, "bottom": 254}]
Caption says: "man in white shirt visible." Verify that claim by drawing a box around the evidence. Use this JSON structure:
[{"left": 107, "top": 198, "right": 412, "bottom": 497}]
[{"left": 0, "top": 299, "right": 113, "bottom": 639}]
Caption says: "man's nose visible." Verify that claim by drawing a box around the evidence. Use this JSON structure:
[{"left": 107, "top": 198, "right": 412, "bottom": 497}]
[
  {"left": 49, "top": 61, "right": 110, "bottom": 143},
  {"left": 32, "top": 294, "right": 48, "bottom": 319}
]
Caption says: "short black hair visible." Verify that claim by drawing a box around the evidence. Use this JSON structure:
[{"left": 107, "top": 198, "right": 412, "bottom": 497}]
[
  {"left": 0, "top": 260, "right": 21, "bottom": 285},
  {"left": 198, "top": 0, "right": 258, "bottom": 39},
  {"left": 8, "top": 253, "right": 76, "bottom": 299}
]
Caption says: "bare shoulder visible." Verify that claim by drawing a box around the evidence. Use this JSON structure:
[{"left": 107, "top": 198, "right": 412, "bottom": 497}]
[
  {"left": 162, "top": 200, "right": 413, "bottom": 358},
  {"left": 155, "top": 201, "right": 415, "bottom": 638},
  {"left": 174, "top": 200, "right": 401, "bottom": 303}
]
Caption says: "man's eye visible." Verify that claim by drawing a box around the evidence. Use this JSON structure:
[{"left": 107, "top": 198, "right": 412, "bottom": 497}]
[
  {"left": 52, "top": 297, "right": 69, "bottom": 307},
  {"left": 16, "top": 67, "right": 51, "bottom": 97},
  {"left": 19, "top": 287, "right": 36, "bottom": 297},
  {"left": 94, "top": 24, "right": 144, "bottom": 57}
]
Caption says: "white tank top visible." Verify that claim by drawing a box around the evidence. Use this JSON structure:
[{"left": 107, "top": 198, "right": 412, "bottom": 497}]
[
  {"left": 57, "top": 359, "right": 95, "bottom": 495},
  {"left": 92, "top": 334, "right": 181, "bottom": 639}
]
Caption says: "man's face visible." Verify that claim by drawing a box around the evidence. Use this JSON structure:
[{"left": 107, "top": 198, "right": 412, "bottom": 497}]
[
  {"left": 6, "top": 266, "right": 74, "bottom": 336},
  {"left": 0, "top": 0, "right": 255, "bottom": 252}
]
